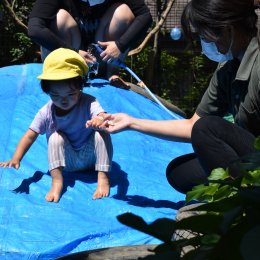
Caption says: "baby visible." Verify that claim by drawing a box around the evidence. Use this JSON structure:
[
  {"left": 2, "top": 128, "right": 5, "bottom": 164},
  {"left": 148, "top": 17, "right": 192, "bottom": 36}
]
[{"left": 0, "top": 48, "right": 113, "bottom": 202}]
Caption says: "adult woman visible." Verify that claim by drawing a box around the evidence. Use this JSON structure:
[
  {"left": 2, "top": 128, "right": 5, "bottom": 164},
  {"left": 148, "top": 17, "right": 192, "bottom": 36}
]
[
  {"left": 95, "top": 0, "right": 260, "bottom": 193},
  {"left": 28, "top": 0, "right": 152, "bottom": 80}
]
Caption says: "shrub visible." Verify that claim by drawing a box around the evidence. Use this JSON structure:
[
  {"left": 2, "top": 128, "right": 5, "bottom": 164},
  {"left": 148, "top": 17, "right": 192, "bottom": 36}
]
[{"left": 117, "top": 137, "right": 260, "bottom": 259}]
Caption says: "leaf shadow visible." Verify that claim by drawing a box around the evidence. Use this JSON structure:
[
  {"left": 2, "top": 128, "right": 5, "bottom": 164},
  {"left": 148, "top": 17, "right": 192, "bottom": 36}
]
[{"left": 113, "top": 194, "right": 185, "bottom": 210}]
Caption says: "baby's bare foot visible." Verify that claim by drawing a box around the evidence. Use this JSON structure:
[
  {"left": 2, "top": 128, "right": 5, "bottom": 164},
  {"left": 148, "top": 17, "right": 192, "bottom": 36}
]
[
  {"left": 45, "top": 181, "right": 63, "bottom": 202},
  {"left": 46, "top": 168, "right": 63, "bottom": 203},
  {"left": 93, "top": 172, "right": 110, "bottom": 199}
]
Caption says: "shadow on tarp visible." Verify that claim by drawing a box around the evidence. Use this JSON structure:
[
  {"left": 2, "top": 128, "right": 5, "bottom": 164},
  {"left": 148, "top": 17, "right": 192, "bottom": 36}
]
[{"left": 12, "top": 161, "right": 130, "bottom": 200}]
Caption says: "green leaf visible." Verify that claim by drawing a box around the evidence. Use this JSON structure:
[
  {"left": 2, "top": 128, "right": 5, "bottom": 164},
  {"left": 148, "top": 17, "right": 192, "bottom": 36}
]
[
  {"left": 242, "top": 170, "right": 260, "bottom": 186},
  {"left": 208, "top": 168, "right": 229, "bottom": 181},
  {"left": 186, "top": 184, "right": 221, "bottom": 203},
  {"left": 186, "top": 185, "right": 211, "bottom": 203},
  {"left": 203, "top": 183, "right": 222, "bottom": 196},
  {"left": 212, "top": 185, "right": 236, "bottom": 201}
]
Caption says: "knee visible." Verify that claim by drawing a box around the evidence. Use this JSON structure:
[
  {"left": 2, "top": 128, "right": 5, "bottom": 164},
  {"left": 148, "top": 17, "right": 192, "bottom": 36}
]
[
  {"left": 166, "top": 163, "right": 189, "bottom": 194},
  {"left": 94, "top": 131, "right": 111, "bottom": 144},
  {"left": 166, "top": 154, "right": 195, "bottom": 194},
  {"left": 56, "top": 9, "right": 71, "bottom": 21},
  {"left": 94, "top": 131, "right": 104, "bottom": 141},
  {"left": 166, "top": 154, "right": 207, "bottom": 194},
  {"left": 166, "top": 170, "right": 185, "bottom": 194},
  {"left": 94, "top": 131, "right": 113, "bottom": 152},
  {"left": 113, "top": 4, "right": 135, "bottom": 23},
  {"left": 191, "top": 116, "right": 220, "bottom": 148},
  {"left": 56, "top": 9, "right": 77, "bottom": 29},
  {"left": 48, "top": 132, "right": 65, "bottom": 147}
]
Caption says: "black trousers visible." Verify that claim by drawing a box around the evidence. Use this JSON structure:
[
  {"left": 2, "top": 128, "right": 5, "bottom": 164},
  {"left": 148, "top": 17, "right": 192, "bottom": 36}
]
[{"left": 166, "top": 116, "right": 256, "bottom": 194}]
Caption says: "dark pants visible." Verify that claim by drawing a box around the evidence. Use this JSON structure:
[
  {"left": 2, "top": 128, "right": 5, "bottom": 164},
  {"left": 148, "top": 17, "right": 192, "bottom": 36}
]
[{"left": 166, "top": 116, "right": 256, "bottom": 193}]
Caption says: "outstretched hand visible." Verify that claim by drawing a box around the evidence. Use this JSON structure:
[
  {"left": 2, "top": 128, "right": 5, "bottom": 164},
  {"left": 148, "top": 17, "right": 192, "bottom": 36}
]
[
  {"left": 0, "top": 159, "right": 20, "bottom": 170},
  {"left": 86, "top": 115, "right": 105, "bottom": 129},
  {"left": 86, "top": 113, "right": 131, "bottom": 133},
  {"left": 97, "top": 41, "right": 121, "bottom": 63},
  {"left": 101, "top": 113, "right": 131, "bottom": 133}
]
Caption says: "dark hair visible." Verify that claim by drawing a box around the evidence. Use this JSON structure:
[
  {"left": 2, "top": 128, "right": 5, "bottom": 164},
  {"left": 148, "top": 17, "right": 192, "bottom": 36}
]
[
  {"left": 40, "top": 76, "right": 84, "bottom": 94},
  {"left": 181, "top": 0, "right": 258, "bottom": 42}
]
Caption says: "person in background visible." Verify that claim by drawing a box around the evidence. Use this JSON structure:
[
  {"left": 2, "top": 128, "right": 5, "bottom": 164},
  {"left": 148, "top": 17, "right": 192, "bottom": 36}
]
[
  {"left": 28, "top": 0, "right": 152, "bottom": 87},
  {"left": 93, "top": 0, "right": 260, "bottom": 194},
  {"left": 0, "top": 48, "right": 113, "bottom": 202}
]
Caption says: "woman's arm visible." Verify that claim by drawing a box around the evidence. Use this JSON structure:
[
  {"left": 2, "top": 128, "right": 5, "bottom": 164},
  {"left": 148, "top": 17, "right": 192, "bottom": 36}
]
[
  {"left": 102, "top": 112, "right": 200, "bottom": 142},
  {"left": 28, "top": 17, "right": 72, "bottom": 51},
  {"left": 28, "top": 0, "right": 69, "bottom": 50}
]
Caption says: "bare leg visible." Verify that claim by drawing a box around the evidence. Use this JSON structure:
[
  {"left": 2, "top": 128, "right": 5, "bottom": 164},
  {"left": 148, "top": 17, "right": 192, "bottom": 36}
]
[
  {"left": 41, "top": 9, "right": 81, "bottom": 59},
  {"left": 95, "top": 4, "right": 134, "bottom": 42},
  {"left": 93, "top": 171, "right": 110, "bottom": 199},
  {"left": 95, "top": 3, "right": 134, "bottom": 79},
  {"left": 55, "top": 9, "right": 81, "bottom": 49},
  {"left": 46, "top": 167, "right": 63, "bottom": 203}
]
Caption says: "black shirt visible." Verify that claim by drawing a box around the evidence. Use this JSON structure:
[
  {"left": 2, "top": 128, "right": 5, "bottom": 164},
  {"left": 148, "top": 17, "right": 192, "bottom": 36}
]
[
  {"left": 28, "top": 0, "right": 152, "bottom": 52},
  {"left": 196, "top": 37, "right": 260, "bottom": 137}
]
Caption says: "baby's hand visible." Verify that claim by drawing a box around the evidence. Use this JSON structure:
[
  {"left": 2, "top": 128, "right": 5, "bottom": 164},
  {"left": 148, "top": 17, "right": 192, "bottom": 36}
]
[
  {"left": 86, "top": 115, "right": 104, "bottom": 129},
  {"left": 0, "top": 159, "right": 20, "bottom": 170}
]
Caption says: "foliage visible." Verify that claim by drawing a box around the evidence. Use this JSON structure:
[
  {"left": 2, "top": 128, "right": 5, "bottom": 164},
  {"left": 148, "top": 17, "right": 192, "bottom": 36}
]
[
  {"left": 117, "top": 137, "right": 260, "bottom": 259},
  {"left": 180, "top": 51, "right": 214, "bottom": 117},
  {"left": 123, "top": 44, "right": 215, "bottom": 117},
  {"left": 10, "top": 33, "right": 33, "bottom": 62},
  {"left": 0, "top": 0, "right": 36, "bottom": 67},
  {"left": 123, "top": 46, "right": 152, "bottom": 82},
  {"left": 159, "top": 49, "right": 179, "bottom": 101}
]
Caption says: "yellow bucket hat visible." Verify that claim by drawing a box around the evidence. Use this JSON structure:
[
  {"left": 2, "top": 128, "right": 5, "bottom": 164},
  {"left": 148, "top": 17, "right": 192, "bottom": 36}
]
[{"left": 38, "top": 48, "right": 89, "bottom": 80}]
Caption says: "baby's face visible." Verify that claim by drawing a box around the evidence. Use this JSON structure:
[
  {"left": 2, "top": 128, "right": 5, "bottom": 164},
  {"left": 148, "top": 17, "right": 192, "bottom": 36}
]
[{"left": 48, "top": 81, "right": 81, "bottom": 111}]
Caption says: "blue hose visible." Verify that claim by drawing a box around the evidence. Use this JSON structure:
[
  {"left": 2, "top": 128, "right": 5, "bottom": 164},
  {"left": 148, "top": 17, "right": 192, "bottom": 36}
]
[{"left": 93, "top": 44, "right": 178, "bottom": 118}]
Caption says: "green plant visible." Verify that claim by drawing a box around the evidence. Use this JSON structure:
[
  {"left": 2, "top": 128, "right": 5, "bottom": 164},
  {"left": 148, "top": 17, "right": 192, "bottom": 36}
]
[
  {"left": 117, "top": 137, "right": 260, "bottom": 259},
  {"left": 10, "top": 32, "right": 33, "bottom": 62},
  {"left": 122, "top": 44, "right": 215, "bottom": 118},
  {"left": 159, "top": 49, "right": 178, "bottom": 102},
  {"left": 180, "top": 53, "right": 213, "bottom": 117},
  {"left": 1, "top": 0, "right": 36, "bottom": 66}
]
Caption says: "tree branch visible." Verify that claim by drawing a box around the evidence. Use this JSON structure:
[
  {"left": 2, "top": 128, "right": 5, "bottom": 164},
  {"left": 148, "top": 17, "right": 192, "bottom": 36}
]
[
  {"left": 2, "top": 0, "right": 28, "bottom": 33},
  {"left": 128, "top": 0, "right": 176, "bottom": 56}
]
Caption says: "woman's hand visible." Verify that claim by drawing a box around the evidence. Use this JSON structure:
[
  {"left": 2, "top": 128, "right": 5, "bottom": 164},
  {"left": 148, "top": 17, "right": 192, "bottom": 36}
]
[
  {"left": 97, "top": 41, "right": 121, "bottom": 63},
  {"left": 87, "top": 113, "right": 132, "bottom": 133},
  {"left": 100, "top": 113, "right": 131, "bottom": 133}
]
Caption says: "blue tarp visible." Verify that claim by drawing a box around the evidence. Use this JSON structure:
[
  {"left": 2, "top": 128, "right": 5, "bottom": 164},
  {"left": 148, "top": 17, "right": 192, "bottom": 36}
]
[{"left": 0, "top": 64, "right": 193, "bottom": 259}]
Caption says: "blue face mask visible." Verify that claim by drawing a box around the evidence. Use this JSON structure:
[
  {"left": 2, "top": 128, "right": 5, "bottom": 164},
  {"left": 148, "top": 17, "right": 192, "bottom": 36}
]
[{"left": 200, "top": 38, "right": 233, "bottom": 62}]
